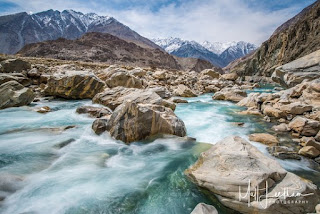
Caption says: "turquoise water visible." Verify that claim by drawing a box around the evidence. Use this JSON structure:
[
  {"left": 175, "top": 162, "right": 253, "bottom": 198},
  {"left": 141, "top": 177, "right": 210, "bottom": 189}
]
[{"left": 0, "top": 91, "right": 319, "bottom": 214}]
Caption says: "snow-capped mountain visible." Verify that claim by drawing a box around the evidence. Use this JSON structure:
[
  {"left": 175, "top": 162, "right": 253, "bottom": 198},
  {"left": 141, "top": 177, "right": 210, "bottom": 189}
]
[
  {"left": 0, "top": 9, "right": 160, "bottom": 54},
  {"left": 202, "top": 41, "right": 237, "bottom": 55},
  {"left": 153, "top": 38, "right": 257, "bottom": 67}
]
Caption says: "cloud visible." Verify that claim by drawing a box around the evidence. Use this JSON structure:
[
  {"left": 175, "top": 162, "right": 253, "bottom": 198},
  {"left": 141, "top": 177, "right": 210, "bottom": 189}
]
[{"left": 0, "top": 0, "right": 316, "bottom": 45}]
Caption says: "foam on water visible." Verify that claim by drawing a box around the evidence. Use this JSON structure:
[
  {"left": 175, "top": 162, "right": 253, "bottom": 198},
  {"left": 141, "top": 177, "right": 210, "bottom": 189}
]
[{"left": 0, "top": 93, "right": 319, "bottom": 214}]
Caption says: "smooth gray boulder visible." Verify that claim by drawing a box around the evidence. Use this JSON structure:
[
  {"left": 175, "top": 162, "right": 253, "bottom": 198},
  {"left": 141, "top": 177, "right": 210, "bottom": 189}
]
[
  {"left": 190, "top": 203, "right": 218, "bottom": 214},
  {"left": 272, "top": 50, "right": 320, "bottom": 88},
  {"left": 186, "top": 136, "right": 319, "bottom": 214}
]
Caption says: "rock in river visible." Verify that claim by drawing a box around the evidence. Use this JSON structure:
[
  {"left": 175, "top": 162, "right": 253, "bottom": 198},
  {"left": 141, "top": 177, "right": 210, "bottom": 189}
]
[
  {"left": 190, "top": 203, "right": 218, "bottom": 214},
  {"left": 185, "top": 136, "right": 319, "bottom": 214},
  {"left": 0, "top": 80, "right": 35, "bottom": 109},
  {"left": 106, "top": 101, "right": 186, "bottom": 143},
  {"left": 44, "top": 73, "right": 105, "bottom": 99}
]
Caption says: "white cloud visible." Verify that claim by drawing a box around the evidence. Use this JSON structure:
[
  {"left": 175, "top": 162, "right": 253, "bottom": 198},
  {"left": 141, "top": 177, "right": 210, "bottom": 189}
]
[{"left": 1, "top": 0, "right": 310, "bottom": 45}]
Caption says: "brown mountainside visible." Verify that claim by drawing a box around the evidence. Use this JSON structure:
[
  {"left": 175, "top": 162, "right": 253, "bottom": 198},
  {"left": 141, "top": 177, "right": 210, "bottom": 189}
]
[
  {"left": 18, "top": 32, "right": 214, "bottom": 72},
  {"left": 227, "top": 0, "right": 320, "bottom": 77}
]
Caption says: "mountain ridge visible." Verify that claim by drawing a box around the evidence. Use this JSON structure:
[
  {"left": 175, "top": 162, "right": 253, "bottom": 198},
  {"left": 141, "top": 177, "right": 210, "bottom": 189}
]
[
  {"left": 152, "top": 37, "right": 257, "bottom": 67},
  {"left": 0, "top": 9, "right": 161, "bottom": 54}
]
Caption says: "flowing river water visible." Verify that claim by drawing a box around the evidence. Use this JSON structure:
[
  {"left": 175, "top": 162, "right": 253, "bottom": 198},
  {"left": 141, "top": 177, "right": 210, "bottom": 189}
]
[{"left": 0, "top": 88, "right": 320, "bottom": 214}]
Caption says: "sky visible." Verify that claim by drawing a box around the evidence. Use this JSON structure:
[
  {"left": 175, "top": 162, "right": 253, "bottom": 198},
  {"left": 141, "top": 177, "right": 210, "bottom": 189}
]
[{"left": 0, "top": 0, "right": 316, "bottom": 45}]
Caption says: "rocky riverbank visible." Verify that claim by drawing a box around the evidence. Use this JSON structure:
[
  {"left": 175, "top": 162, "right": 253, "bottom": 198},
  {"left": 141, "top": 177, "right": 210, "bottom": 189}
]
[{"left": 1, "top": 54, "right": 320, "bottom": 213}]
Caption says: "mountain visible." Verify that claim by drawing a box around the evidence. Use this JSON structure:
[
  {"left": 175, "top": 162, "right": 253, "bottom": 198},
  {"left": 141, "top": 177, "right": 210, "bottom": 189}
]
[
  {"left": 152, "top": 38, "right": 257, "bottom": 67},
  {"left": 227, "top": 0, "right": 320, "bottom": 77},
  {"left": 0, "top": 9, "right": 160, "bottom": 54},
  {"left": 18, "top": 32, "right": 214, "bottom": 72}
]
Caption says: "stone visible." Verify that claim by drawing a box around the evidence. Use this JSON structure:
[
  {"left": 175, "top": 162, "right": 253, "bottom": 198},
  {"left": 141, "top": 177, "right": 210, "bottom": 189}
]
[
  {"left": 204, "top": 85, "right": 220, "bottom": 93},
  {"left": 153, "top": 70, "right": 167, "bottom": 80},
  {"left": 35, "top": 106, "right": 51, "bottom": 113},
  {"left": 0, "top": 80, "right": 35, "bottom": 109},
  {"left": 289, "top": 116, "right": 320, "bottom": 137},
  {"left": 93, "top": 87, "right": 175, "bottom": 111},
  {"left": 220, "top": 73, "right": 238, "bottom": 81},
  {"left": 185, "top": 136, "right": 319, "bottom": 214},
  {"left": 129, "top": 68, "right": 147, "bottom": 77},
  {"left": 267, "top": 146, "right": 301, "bottom": 160},
  {"left": 316, "top": 204, "right": 320, "bottom": 214},
  {"left": 92, "top": 119, "right": 108, "bottom": 135},
  {"left": 44, "top": 73, "right": 105, "bottom": 99},
  {"left": 106, "top": 71, "right": 143, "bottom": 88},
  {"left": 200, "top": 69, "right": 220, "bottom": 79},
  {"left": 300, "top": 137, "right": 320, "bottom": 150},
  {"left": 213, "top": 88, "right": 247, "bottom": 102},
  {"left": 237, "top": 93, "right": 260, "bottom": 108},
  {"left": 173, "top": 84, "right": 197, "bottom": 97},
  {"left": 298, "top": 146, "right": 320, "bottom": 158},
  {"left": 54, "top": 138, "right": 75, "bottom": 149},
  {"left": 0, "top": 58, "right": 31, "bottom": 73},
  {"left": 263, "top": 105, "right": 285, "bottom": 118},
  {"left": 238, "top": 108, "right": 262, "bottom": 116},
  {"left": 248, "top": 133, "right": 279, "bottom": 145},
  {"left": 272, "top": 50, "right": 320, "bottom": 88},
  {"left": 76, "top": 106, "right": 112, "bottom": 118},
  {"left": 279, "top": 102, "right": 312, "bottom": 115},
  {"left": 190, "top": 203, "right": 218, "bottom": 214},
  {"left": 0, "top": 73, "right": 31, "bottom": 86},
  {"left": 272, "top": 123, "right": 290, "bottom": 132},
  {"left": 106, "top": 101, "right": 186, "bottom": 143},
  {"left": 150, "top": 87, "right": 172, "bottom": 99},
  {"left": 169, "top": 97, "right": 188, "bottom": 103}
]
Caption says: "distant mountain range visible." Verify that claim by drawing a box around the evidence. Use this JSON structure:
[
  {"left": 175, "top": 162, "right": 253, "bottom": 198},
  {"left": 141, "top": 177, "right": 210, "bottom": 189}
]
[
  {"left": 0, "top": 9, "right": 160, "bottom": 54},
  {"left": 152, "top": 38, "right": 257, "bottom": 67}
]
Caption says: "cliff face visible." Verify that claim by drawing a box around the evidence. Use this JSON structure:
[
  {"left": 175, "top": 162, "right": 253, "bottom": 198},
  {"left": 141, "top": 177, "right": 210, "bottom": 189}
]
[{"left": 227, "top": 1, "right": 320, "bottom": 77}]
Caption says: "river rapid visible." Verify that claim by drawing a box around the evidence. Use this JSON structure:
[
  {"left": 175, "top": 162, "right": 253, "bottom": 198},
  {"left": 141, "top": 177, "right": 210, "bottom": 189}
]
[{"left": 0, "top": 88, "right": 319, "bottom": 214}]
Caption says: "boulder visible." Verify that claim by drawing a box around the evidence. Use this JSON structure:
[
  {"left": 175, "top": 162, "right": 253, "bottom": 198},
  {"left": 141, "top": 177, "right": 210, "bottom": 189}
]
[
  {"left": 44, "top": 73, "right": 105, "bottom": 99},
  {"left": 34, "top": 106, "right": 51, "bottom": 113},
  {"left": 213, "top": 88, "right": 247, "bottom": 102},
  {"left": 248, "top": 133, "right": 279, "bottom": 145},
  {"left": 301, "top": 79, "right": 320, "bottom": 106},
  {"left": 298, "top": 146, "right": 320, "bottom": 158},
  {"left": 0, "top": 80, "right": 35, "bottom": 109},
  {"left": 93, "top": 87, "right": 175, "bottom": 111},
  {"left": 173, "top": 84, "right": 197, "bottom": 97},
  {"left": 92, "top": 119, "right": 108, "bottom": 135},
  {"left": 300, "top": 137, "right": 320, "bottom": 151},
  {"left": 237, "top": 93, "right": 260, "bottom": 108},
  {"left": 272, "top": 50, "right": 320, "bottom": 88},
  {"left": 267, "top": 146, "right": 301, "bottom": 160},
  {"left": 289, "top": 116, "right": 320, "bottom": 137},
  {"left": 190, "top": 203, "right": 218, "bottom": 214},
  {"left": 0, "top": 73, "right": 31, "bottom": 86},
  {"left": 220, "top": 73, "right": 238, "bottom": 81},
  {"left": 106, "top": 101, "right": 186, "bottom": 143},
  {"left": 200, "top": 69, "right": 220, "bottom": 79},
  {"left": 153, "top": 70, "right": 167, "bottom": 80},
  {"left": 76, "top": 106, "right": 112, "bottom": 118},
  {"left": 0, "top": 58, "right": 31, "bottom": 73},
  {"left": 106, "top": 71, "right": 143, "bottom": 88},
  {"left": 169, "top": 97, "right": 188, "bottom": 103},
  {"left": 263, "top": 105, "right": 285, "bottom": 118},
  {"left": 185, "top": 136, "right": 319, "bottom": 214},
  {"left": 279, "top": 102, "right": 312, "bottom": 115},
  {"left": 272, "top": 123, "right": 290, "bottom": 132},
  {"left": 129, "top": 68, "right": 147, "bottom": 77}
]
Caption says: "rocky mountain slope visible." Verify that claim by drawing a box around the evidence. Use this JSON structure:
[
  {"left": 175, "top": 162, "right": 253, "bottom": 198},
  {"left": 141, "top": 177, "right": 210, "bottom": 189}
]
[
  {"left": 227, "top": 0, "right": 320, "bottom": 77},
  {"left": 0, "top": 9, "right": 160, "bottom": 54},
  {"left": 153, "top": 38, "right": 256, "bottom": 67},
  {"left": 18, "top": 32, "right": 214, "bottom": 72}
]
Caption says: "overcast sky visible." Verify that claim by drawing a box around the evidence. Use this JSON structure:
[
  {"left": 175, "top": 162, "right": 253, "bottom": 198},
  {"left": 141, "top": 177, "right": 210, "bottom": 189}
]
[{"left": 0, "top": 0, "right": 316, "bottom": 45}]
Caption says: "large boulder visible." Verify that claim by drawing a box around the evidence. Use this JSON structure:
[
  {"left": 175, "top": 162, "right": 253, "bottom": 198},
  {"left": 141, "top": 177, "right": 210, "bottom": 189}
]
[
  {"left": 237, "top": 92, "right": 260, "bottom": 108},
  {"left": 0, "top": 73, "right": 31, "bottom": 86},
  {"left": 248, "top": 133, "right": 279, "bottom": 145},
  {"left": 0, "top": 80, "right": 35, "bottom": 109},
  {"left": 92, "top": 119, "right": 108, "bottom": 135},
  {"left": 93, "top": 87, "right": 175, "bottom": 111},
  {"left": 106, "top": 101, "right": 186, "bottom": 143},
  {"left": 190, "top": 203, "right": 218, "bottom": 214},
  {"left": 0, "top": 59, "right": 31, "bottom": 73},
  {"left": 289, "top": 116, "right": 320, "bottom": 137},
  {"left": 272, "top": 50, "right": 320, "bottom": 88},
  {"left": 298, "top": 146, "right": 320, "bottom": 158},
  {"left": 213, "top": 88, "right": 247, "bottom": 102},
  {"left": 185, "top": 136, "right": 319, "bottom": 214},
  {"left": 279, "top": 102, "right": 312, "bottom": 115},
  {"left": 220, "top": 73, "right": 238, "bottom": 81},
  {"left": 200, "top": 69, "right": 220, "bottom": 79},
  {"left": 106, "top": 71, "right": 143, "bottom": 88},
  {"left": 173, "top": 84, "right": 197, "bottom": 97},
  {"left": 44, "top": 73, "right": 105, "bottom": 99}
]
